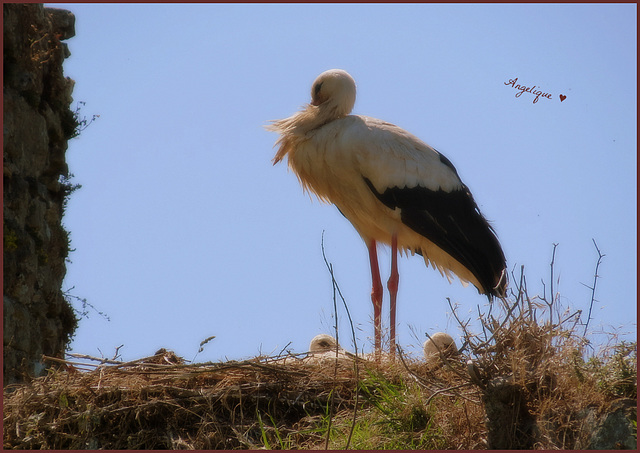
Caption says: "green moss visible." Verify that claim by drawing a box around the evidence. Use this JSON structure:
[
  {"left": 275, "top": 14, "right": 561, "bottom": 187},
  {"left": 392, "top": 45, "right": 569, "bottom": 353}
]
[
  {"left": 3, "top": 224, "right": 19, "bottom": 252},
  {"left": 37, "top": 247, "right": 49, "bottom": 265}
]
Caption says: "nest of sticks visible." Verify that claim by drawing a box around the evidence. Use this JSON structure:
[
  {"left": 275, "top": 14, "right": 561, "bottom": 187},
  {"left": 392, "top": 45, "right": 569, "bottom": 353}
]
[
  {"left": 4, "top": 254, "right": 636, "bottom": 450},
  {"left": 4, "top": 343, "right": 479, "bottom": 450},
  {"left": 4, "top": 349, "right": 374, "bottom": 449}
]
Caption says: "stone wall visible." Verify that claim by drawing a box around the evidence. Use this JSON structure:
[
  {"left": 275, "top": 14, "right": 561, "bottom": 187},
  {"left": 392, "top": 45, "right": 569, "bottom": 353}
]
[{"left": 3, "top": 4, "right": 78, "bottom": 385}]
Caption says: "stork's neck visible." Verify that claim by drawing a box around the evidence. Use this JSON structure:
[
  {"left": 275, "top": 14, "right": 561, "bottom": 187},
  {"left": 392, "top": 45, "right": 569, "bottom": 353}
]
[
  {"left": 268, "top": 102, "right": 351, "bottom": 165},
  {"left": 286, "top": 103, "right": 348, "bottom": 136}
]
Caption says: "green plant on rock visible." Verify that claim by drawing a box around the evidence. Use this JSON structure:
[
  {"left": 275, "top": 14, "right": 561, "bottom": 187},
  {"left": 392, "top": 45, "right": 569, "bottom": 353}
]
[
  {"left": 3, "top": 224, "right": 19, "bottom": 252},
  {"left": 594, "top": 342, "right": 637, "bottom": 399},
  {"left": 70, "top": 101, "right": 99, "bottom": 139}
]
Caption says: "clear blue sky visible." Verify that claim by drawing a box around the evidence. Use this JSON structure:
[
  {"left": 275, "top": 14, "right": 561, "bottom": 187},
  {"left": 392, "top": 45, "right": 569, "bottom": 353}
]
[{"left": 50, "top": 3, "right": 636, "bottom": 363}]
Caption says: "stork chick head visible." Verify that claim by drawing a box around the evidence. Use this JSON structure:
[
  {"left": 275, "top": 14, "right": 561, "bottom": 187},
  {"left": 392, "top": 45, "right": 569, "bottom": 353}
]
[
  {"left": 310, "top": 69, "right": 356, "bottom": 118},
  {"left": 309, "top": 334, "right": 339, "bottom": 353},
  {"left": 423, "top": 332, "right": 458, "bottom": 364}
]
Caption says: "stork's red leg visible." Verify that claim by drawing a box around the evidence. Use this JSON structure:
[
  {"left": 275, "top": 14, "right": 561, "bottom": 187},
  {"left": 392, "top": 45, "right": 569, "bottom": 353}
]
[
  {"left": 387, "top": 234, "right": 399, "bottom": 359},
  {"left": 368, "top": 239, "right": 383, "bottom": 362}
]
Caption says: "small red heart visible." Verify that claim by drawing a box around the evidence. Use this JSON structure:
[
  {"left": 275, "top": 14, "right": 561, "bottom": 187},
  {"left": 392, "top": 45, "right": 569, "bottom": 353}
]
[{"left": 559, "top": 94, "right": 567, "bottom": 102}]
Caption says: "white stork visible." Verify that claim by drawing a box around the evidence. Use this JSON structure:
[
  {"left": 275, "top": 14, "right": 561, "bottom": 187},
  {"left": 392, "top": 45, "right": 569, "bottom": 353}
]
[
  {"left": 423, "top": 332, "right": 459, "bottom": 365},
  {"left": 308, "top": 333, "right": 343, "bottom": 354},
  {"left": 267, "top": 69, "right": 507, "bottom": 360},
  {"left": 306, "top": 334, "right": 355, "bottom": 363}
]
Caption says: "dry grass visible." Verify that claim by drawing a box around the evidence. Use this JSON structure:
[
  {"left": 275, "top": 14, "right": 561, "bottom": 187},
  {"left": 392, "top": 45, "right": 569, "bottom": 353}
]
[
  {"left": 3, "top": 318, "right": 634, "bottom": 450},
  {"left": 3, "top": 250, "right": 636, "bottom": 449},
  {"left": 459, "top": 260, "right": 637, "bottom": 449},
  {"left": 465, "top": 299, "right": 634, "bottom": 448},
  {"left": 3, "top": 348, "right": 487, "bottom": 449},
  {"left": 3, "top": 352, "right": 354, "bottom": 449}
]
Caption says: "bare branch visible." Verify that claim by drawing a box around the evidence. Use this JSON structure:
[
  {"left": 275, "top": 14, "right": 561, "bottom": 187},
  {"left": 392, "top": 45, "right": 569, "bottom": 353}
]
[
  {"left": 583, "top": 239, "right": 605, "bottom": 336},
  {"left": 320, "top": 231, "right": 359, "bottom": 450},
  {"left": 548, "top": 243, "right": 559, "bottom": 325}
]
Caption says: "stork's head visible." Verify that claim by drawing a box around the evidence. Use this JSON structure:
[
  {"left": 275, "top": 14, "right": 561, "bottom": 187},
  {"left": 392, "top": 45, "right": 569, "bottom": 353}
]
[
  {"left": 310, "top": 69, "right": 356, "bottom": 118},
  {"left": 266, "top": 69, "right": 357, "bottom": 163}
]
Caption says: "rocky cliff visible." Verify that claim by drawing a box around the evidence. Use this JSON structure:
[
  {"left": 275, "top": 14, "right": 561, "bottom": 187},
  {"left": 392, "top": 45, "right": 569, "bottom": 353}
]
[{"left": 3, "top": 3, "right": 78, "bottom": 385}]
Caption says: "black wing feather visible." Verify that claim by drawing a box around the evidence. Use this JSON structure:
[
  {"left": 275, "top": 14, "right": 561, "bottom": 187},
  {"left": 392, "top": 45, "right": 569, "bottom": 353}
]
[{"left": 363, "top": 177, "right": 507, "bottom": 298}]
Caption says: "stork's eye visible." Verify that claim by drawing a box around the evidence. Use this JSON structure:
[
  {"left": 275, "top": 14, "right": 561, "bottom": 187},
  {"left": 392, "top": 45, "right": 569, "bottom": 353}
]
[{"left": 314, "top": 82, "right": 323, "bottom": 98}]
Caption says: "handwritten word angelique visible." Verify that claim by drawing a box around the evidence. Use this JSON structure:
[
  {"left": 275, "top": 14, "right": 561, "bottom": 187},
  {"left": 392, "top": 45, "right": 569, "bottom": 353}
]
[{"left": 504, "top": 77, "right": 552, "bottom": 104}]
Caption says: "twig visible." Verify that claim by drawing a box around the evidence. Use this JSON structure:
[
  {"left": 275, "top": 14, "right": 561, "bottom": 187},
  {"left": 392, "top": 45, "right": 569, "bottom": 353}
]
[
  {"left": 396, "top": 345, "right": 441, "bottom": 393},
  {"left": 66, "top": 353, "right": 124, "bottom": 365},
  {"left": 583, "top": 239, "right": 605, "bottom": 336},
  {"left": 448, "top": 298, "right": 474, "bottom": 350},
  {"left": 544, "top": 243, "right": 559, "bottom": 325},
  {"left": 513, "top": 265, "right": 534, "bottom": 324},
  {"left": 423, "top": 332, "right": 467, "bottom": 381},
  {"left": 43, "top": 355, "right": 99, "bottom": 371},
  {"left": 321, "top": 234, "right": 358, "bottom": 358},
  {"left": 321, "top": 232, "right": 359, "bottom": 450},
  {"left": 112, "top": 344, "right": 124, "bottom": 361},
  {"left": 396, "top": 345, "right": 478, "bottom": 406},
  {"left": 478, "top": 304, "right": 492, "bottom": 343},
  {"left": 474, "top": 298, "right": 521, "bottom": 351},
  {"left": 325, "top": 259, "right": 338, "bottom": 450},
  {"left": 522, "top": 270, "right": 535, "bottom": 324},
  {"left": 425, "top": 383, "right": 472, "bottom": 406}
]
